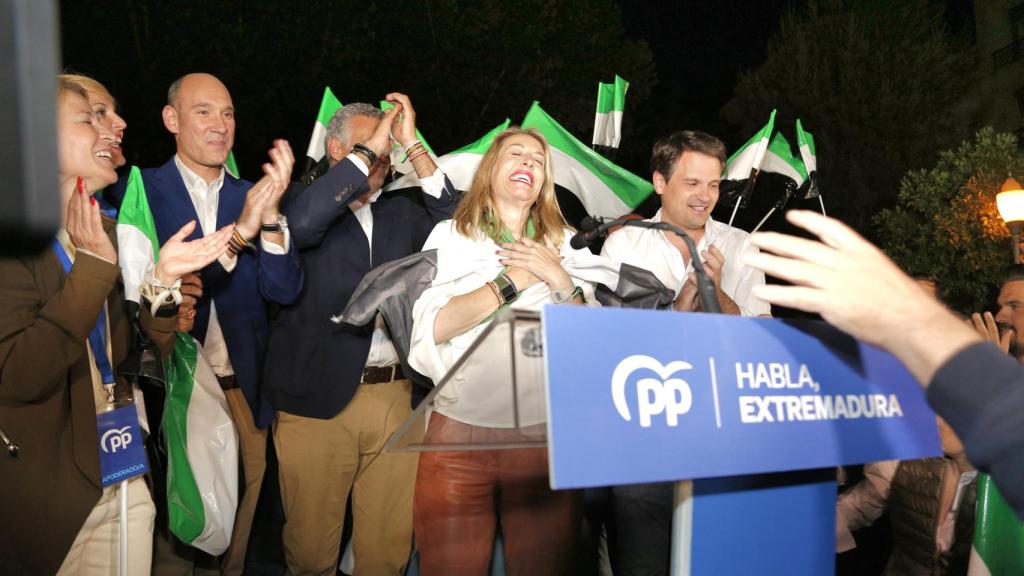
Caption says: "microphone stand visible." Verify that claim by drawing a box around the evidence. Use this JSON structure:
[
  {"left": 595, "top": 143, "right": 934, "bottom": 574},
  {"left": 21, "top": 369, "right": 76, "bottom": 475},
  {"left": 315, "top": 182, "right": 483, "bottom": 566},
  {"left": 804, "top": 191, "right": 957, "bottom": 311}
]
[
  {"left": 579, "top": 216, "right": 722, "bottom": 314},
  {"left": 575, "top": 215, "right": 724, "bottom": 575}
]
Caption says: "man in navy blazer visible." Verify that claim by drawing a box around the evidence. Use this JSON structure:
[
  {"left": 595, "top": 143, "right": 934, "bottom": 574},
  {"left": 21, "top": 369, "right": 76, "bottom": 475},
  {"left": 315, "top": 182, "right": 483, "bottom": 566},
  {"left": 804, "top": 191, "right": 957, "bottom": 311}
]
[
  {"left": 264, "top": 94, "right": 458, "bottom": 575},
  {"left": 142, "top": 73, "right": 303, "bottom": 575}
]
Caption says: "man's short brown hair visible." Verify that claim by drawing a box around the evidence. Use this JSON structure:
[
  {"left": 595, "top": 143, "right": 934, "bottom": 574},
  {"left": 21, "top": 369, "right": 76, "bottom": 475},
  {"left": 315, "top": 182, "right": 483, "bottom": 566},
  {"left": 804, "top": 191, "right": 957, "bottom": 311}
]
[{"left": 650, "top": 130, "right": 727, "bottom": 181}]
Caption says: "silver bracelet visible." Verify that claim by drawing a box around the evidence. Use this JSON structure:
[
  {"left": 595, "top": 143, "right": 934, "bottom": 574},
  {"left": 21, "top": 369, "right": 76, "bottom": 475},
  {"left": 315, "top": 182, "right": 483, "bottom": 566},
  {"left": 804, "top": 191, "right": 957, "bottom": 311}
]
[{"left": 551, "top": 285, "right": 583, "bottom": 304}]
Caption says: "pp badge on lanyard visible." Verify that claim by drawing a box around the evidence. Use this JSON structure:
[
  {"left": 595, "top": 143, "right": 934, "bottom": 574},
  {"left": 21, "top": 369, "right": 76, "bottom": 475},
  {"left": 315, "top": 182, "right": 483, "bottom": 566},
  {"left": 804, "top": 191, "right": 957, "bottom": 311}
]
[
  {"left": 96, "top": 406, "right": 149, "bottom": 486},
  {"left": 52, "top": 239, "right": 149, "bottom": 486}
]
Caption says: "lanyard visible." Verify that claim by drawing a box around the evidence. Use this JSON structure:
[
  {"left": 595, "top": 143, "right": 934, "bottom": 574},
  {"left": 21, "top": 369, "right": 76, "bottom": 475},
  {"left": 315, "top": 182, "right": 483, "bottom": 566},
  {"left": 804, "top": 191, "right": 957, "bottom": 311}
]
[{"left": 52, "top": 239, "right": 117, "bottom": 391}]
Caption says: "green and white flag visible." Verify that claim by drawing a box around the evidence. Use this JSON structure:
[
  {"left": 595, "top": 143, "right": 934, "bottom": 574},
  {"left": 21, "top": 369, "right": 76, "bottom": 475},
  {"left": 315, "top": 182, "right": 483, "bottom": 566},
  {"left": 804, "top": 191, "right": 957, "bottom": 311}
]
[
  {"left": 304, "top": 86, "right": 344, "bottom": 163},
  {"left": 724, "top": 109, "right": 776, "bottom": 182},
  {"left": 968, "top": 474, "right": 1024, "bottom": 576},
  {"left": 116, "top": 167, "right": 239, "bottom": 556},
  {"left": 379, "top": 99, "right": 436, "bottom": 176},
  {"left": 795, "top": 119, "right": 824, "bottom": 209},
  {"left": 224, "top": 151, "right": 240, "bottom": 180},
  {"left": 722, "top": 109, "right": 776, "bottom": 209},
  {"left": 592, "top": 75, "right": 629, "bottom": 149},
  {"left": 522, "top": 101, "right": 652, "bottom": 219},
  {"left": 385, "top": 119, "right": 511, "bottom": 193},
  {"left": 795, "top": 119, "right": 816, "bottom": 175},
  {"left": 761, "top": 132, "right": 807, "bottom": 188}
]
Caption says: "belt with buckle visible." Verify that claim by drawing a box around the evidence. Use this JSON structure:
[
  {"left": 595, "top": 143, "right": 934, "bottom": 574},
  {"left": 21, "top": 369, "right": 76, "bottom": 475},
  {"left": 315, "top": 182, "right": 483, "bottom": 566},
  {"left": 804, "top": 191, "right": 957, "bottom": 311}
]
[{"left": 362, "top": 365, "right": 403, "bottom": 384}]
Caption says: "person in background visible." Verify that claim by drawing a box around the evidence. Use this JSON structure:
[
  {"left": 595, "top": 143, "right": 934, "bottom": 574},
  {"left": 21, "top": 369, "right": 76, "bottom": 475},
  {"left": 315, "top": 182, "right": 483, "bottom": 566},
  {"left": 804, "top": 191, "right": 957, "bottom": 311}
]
[{"left": 743, "top": 209, "right": 1024, "bottom": 520}]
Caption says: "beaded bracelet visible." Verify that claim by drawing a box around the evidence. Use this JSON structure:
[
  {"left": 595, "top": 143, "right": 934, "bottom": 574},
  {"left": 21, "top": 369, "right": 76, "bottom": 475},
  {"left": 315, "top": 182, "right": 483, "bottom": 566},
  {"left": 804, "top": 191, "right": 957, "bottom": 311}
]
[
  {"left": 403, "top": 140, "right": 423, "bottom": 156},
  {"left": 407, "top": 148, "right": 429, "bottom": 163}
]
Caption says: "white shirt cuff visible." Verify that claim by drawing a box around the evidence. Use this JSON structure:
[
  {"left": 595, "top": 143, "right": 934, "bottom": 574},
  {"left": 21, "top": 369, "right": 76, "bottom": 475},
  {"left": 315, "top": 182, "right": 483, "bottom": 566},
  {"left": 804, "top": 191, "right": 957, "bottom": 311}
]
[
  {"left": 347, "top": 153, "right": 370, "bottom": 177},
  {"left": 260, "top": 227, "right": 291, "bottom": 254},
  {"left": 218, "top": 252, "right": 238, "bottom": 272},
  {"left": 418, "top": 168, "right": 446, "bottom": 199}
]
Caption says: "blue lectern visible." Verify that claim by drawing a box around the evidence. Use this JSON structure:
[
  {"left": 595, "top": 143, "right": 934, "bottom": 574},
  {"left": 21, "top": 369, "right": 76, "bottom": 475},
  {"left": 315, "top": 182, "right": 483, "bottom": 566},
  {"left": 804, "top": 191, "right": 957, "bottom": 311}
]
[
  {"left": 543, "top": 306, "right": 941, "bottom": 575},
  {"left": 385, "top": 307, "right": 941, "bottom": 575}
]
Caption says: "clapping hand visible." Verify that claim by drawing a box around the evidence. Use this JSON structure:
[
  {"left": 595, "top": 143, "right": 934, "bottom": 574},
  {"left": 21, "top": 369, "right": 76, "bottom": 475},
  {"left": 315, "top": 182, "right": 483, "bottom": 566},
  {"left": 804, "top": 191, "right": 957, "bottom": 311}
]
[
  {"left": 237, "top": 139, "right": 295, "bottom": 238},
  {"left": 176, "top": 273, "right": 202, "bottom": 332},
  {"left": 364, "top": 105, "right": 401, "bottom": 163},
  {"left": 385, "top": 92, "right": 418, "bottom": 149},
  {"left": 260, "top": 139, "right": 294, "bottom": 225},
  {"left": 66, "top": 177, "right": 117, "bottom": 264},
  {"left": 153, "top": 221, "right": 233, "bottom": 286},
  {"left": 674, "top": 273, "right": 699, "bottom": 311}
]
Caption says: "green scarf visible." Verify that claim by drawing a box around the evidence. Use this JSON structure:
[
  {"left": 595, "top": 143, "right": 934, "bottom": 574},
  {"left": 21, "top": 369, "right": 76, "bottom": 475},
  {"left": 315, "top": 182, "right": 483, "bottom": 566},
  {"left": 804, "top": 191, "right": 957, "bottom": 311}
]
[{"left": 480, "top": 213, "right": 537, "bottom": 324}]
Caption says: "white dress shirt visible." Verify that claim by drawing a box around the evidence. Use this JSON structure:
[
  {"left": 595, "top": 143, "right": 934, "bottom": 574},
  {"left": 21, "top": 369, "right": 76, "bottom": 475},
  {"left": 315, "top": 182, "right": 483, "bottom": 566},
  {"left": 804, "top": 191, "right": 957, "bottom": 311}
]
[
  {"left": 344, "top": 153, "right": 449, "bottom": 369},
  {"left": 173, "top": 155, "right": 290, "bottom": 377},
  {"left": 407, "top": 221, "right": 600, "bottom": 428},
  {"left": 600, "top": 210, "right": 771, "bottom": 316}
]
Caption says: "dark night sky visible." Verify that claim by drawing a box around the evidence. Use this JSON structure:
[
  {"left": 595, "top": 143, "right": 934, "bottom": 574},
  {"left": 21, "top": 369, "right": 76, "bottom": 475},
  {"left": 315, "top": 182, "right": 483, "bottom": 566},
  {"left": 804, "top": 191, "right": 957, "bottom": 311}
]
[
  {"left": 619, "top": 0, "right": 789, "bottom": 121},
  {"left": 616, "top": 0, "right": 974, "bottom": 138},
  {"left": 56, "top": 0, "right": 976, "bottom": 202}
]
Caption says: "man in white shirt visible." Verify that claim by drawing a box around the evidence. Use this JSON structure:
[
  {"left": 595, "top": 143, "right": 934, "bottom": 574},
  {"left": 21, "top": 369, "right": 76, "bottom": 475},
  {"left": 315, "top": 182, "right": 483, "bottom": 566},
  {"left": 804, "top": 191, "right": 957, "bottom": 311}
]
[
  {"left": 142, "top": 72, "right": 303, "bottom": 575},
  {"left": 599, "top": 130, "right": 770, "bottom": 575}
]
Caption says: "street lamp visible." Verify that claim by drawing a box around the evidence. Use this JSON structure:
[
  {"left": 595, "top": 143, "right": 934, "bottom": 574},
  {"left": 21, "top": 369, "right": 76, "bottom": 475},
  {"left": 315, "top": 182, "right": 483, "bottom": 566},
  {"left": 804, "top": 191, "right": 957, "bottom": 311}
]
[{"left": 997, "top": 177, "right": 1024, "bottom": 263}]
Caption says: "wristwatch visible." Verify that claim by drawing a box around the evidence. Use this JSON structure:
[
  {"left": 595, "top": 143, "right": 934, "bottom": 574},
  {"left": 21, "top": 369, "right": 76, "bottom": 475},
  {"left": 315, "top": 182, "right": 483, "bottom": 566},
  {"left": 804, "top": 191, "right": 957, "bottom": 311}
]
[
  {"left": 261, "top": 214, "right": 288, "bottom": 234},
  {"left": 493, "top": 272, "right": 519, "bottom": 304}
]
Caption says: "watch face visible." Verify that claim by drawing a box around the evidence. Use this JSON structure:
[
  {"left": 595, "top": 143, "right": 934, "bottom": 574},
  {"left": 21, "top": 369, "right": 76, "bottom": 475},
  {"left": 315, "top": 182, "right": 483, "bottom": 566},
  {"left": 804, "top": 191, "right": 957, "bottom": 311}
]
[{"left": 500, "top": 281, "right": 517, "bottom": 302}]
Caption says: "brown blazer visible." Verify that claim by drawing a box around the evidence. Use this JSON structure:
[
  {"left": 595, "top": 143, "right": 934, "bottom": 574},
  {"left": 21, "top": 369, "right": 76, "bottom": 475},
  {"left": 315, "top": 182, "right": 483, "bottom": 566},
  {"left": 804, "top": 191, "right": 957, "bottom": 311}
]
[{"left": 0, "top": 218, "right": 175, "bottom": 575}]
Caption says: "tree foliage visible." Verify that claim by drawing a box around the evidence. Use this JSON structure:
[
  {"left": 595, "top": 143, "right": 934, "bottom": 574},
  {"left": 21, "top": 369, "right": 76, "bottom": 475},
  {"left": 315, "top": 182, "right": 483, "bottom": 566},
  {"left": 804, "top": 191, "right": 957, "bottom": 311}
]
[
  {"left": 875, "top": 128, "right": 1024, "bottom": 314},
  {"left": 721, "top": 0, "right": 973, "bottom": 235},
  {"left": 59, "top": 0, "right": 655, "bottom": 178}
]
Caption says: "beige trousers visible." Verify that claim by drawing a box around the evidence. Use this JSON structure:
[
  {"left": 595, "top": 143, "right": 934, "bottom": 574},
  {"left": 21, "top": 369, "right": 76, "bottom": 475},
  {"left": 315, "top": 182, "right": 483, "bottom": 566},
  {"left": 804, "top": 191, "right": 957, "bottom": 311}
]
[
  {"left": 274, "top": 379, "right": 421, "bottom": 576},
  {"left": 220, "top": 387, "right": 268, "bottom": 576},
  {"left": 57, "top": 476, "right": 155, "bottom": 576}
]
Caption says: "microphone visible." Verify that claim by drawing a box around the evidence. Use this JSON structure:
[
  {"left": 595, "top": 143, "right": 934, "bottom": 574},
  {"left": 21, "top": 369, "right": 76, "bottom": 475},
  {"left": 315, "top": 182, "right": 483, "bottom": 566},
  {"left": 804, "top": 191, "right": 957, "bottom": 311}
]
[
  {"left": 572, "top": 214, "right": 722, "bottom": 314},
  {"left": 569, "top": 215, "right": 606, "bottom": 250}
]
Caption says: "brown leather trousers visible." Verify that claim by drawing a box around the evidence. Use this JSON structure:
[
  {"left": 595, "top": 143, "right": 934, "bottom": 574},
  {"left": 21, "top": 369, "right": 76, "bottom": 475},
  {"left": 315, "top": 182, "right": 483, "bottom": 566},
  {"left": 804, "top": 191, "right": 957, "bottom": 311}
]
[{"left": 414, "top": 412, "right": 580, "bottom": 576}]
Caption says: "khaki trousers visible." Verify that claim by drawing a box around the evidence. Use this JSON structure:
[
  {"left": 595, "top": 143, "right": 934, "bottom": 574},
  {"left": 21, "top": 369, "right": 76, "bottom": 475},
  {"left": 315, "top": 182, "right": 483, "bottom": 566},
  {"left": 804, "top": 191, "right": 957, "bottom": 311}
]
[
  {"left": 274, "top": 379, "right": 420, "bottom": 576},
  {"left": 57, "top": 476, "right": 156, "bottom": 576},
  {"left": 220, "top": 387, "right": 267, "bottom": 576}
]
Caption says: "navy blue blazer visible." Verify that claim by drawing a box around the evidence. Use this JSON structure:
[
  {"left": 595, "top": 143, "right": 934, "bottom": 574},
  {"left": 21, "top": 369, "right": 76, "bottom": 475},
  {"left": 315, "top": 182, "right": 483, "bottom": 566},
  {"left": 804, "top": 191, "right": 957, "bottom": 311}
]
[
  {"left": 264, "top": 158, "right": 459, "bottom": 419},
  {"left": 142, "top": 157, "right": 304, "bottom": 428}
]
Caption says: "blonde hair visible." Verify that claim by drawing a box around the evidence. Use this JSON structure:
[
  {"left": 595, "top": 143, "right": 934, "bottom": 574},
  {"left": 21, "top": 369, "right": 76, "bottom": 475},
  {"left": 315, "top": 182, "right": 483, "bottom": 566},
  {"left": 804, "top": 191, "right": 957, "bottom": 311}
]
[
  {"left": 453, "top": 127, "right": 567, "bottom": 246},
  {"left": 58, "top": 73, "right": 115, "bottom": 106}
]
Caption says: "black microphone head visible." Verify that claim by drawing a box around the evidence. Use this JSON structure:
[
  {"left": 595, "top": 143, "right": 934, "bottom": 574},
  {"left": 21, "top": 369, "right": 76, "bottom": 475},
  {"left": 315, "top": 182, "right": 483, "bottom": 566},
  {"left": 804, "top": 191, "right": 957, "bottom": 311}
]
[
  {"left": 569, "top": 233, "right": 591, "bottom": 250},
  {"left": 580, "top": 215, "right": 601, "bottom": 232}
]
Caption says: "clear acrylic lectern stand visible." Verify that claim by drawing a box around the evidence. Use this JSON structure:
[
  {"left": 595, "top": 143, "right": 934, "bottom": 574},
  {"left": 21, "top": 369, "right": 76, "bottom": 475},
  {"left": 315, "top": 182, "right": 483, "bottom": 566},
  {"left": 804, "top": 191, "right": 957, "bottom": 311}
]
[{"left": 385, "top": 309, "right": 549, "bottom": 452}]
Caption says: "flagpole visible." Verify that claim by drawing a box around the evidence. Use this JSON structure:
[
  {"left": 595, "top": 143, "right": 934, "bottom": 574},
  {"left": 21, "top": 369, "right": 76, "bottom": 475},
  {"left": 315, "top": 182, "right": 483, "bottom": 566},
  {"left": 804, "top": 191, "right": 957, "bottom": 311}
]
[
  {"left": 728, "top": 200, "right": 742, "bottom": 227},
  {"left": 752, "top": 181, "right": 797, "bottom": 234},
  {"left": 818, "top": 196, "right": 826, "bottom": 217},
  {"left": 119, "top": 478, "right": 128, "bottom": 576},
  {"left": 670, "top": 480, "right": 694, "bottom": 575},
  {"left": 751, "top": 208, "right": 775, "bottom": 234}
]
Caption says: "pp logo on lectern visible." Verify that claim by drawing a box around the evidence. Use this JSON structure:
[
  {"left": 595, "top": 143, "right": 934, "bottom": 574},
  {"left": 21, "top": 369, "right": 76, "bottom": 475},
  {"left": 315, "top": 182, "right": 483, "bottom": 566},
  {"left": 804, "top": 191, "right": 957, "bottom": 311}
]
[{"left": 611, "top": 355, "right": 694, "bottom": 427}]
